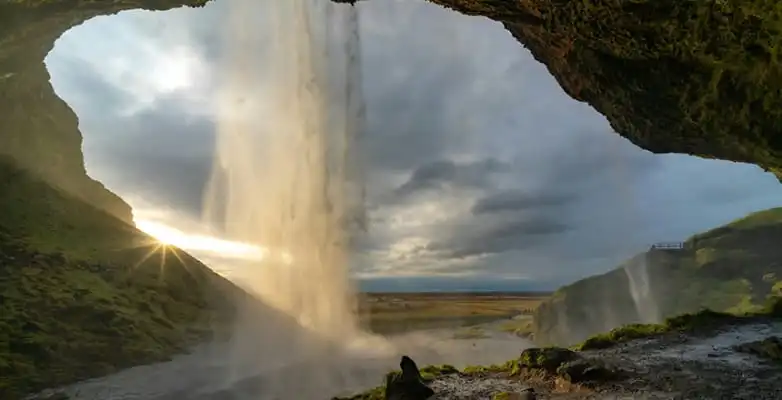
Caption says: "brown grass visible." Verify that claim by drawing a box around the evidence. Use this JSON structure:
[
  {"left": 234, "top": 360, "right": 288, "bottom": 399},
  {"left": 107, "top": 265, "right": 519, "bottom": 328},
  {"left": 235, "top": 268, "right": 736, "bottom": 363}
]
[{"left": 356, "top": 292, "right": 549, "bottom": 334}]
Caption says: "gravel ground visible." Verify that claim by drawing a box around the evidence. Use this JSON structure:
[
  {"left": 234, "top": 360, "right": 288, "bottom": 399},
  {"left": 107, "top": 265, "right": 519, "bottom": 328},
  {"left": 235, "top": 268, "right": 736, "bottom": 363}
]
[{"left": 421, "top": 321, "right": 782, "bottom": 400}]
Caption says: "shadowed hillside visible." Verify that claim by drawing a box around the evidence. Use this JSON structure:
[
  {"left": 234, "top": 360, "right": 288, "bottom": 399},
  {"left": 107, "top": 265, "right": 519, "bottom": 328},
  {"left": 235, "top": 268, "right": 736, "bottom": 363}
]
[
  {"left": 0, "top": 1, "right": 243, "bottom": 397},
  {"left": 534, "top": 207, "right": 782, "bottom": 346},
  {"left": 0, "top": 156, "right": 248, "bottom": 398}
]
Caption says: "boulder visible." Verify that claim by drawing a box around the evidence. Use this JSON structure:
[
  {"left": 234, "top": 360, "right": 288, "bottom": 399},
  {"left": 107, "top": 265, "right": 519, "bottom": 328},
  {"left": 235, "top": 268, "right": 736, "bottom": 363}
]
[
  {"left": 385, "top": 355, "right": 435, "bottom": 400},
  {"left": 556, "top": 359, "right": 618, "bottom": 383}
]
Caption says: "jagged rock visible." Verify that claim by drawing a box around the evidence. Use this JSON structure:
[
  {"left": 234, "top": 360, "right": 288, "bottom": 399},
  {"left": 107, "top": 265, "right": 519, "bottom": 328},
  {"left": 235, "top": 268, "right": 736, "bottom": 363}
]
[
  {"left": 734, "top": 336, "right": 782, "bottom": 362},
  {"left": 497, "top": 388, "right": 536, "bottom": 400},
  {"left": 517, "top": 388, "right": 536, "bottom": 400},
  {"left": 385, "top": 355, "right": 435, "bottom": 400},
  {"left": 518, "top": 347, "right": 580, "bottom": 373},
  {"left": 556, "top": 359, "right": 618, "bottom": 383}
]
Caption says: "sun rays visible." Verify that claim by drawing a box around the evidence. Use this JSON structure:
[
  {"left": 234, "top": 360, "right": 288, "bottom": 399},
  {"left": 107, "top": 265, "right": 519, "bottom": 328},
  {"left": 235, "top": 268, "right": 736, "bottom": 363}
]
[
  {"left": 127, "top": 218, "right": 297, "bottom": 282},
  {"left": 134, "top": 219, "right": 268, "bottom": 260},
  {"left": 128, "top": 229, "right": 189, "bottom": 282}
]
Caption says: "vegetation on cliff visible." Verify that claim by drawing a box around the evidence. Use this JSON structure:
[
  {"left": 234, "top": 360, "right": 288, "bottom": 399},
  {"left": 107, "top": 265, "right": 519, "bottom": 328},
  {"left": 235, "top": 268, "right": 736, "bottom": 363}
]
[
  {"left": 0, "top": 159, "right": 240, "bottom": 398},
  {"left": 575, "top": 293, "right": 782, "bottom": 351},
  {"left": 534, "top": 207, "right": 782, "bottom": 346},
  {"left": 0, "top": 1, "right": 243, "bottom": 397}
]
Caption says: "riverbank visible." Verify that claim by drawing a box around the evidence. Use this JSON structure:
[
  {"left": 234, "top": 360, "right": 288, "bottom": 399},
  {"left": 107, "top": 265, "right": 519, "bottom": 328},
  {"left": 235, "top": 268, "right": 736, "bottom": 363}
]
[{"left": 340, "top": 314, "right": 782, "bottom": 399}]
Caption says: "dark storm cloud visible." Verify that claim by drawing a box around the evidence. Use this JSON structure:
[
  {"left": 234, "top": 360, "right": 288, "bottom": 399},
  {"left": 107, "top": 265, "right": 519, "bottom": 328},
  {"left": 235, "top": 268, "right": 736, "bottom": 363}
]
[
  {"left": 431, "top": 216, "right": 570, "bottom": 259},
  {"left": 471, "top": 190, "right": 576, "bottom": 214},
  {"left": 394, "top": 158, "right": 509, "bottom": 197},
  {"left": 81, "top": 94, "right": 216, "bottom": 217}
]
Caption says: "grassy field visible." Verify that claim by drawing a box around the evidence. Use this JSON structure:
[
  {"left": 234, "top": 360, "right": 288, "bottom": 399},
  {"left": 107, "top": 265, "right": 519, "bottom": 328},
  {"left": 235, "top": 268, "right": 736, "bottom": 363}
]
[{"left": 357, "top": 292, "right": 548, "bottom": 335}]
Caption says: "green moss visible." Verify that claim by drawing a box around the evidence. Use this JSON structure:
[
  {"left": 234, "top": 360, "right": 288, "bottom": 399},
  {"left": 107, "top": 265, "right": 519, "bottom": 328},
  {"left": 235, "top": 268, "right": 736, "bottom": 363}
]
[
  {"left": 576, "top": 324, "right": 668, "bottom": 351},
  {"left": 518, "top": 347, "right": 579, "bottom": 372},
  {"left": 576, "top": 303, "right": 782, "bottom": 351},
  {"left": 420, "top": 364, "right": 459, "bottom": 379}
]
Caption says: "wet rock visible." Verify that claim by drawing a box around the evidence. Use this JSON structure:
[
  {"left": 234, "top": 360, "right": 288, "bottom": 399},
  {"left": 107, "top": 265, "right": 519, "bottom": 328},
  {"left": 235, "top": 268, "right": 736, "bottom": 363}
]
[
  {"left": 492, "top": 388, "right": 536, "bottom": 400},
  {"left": 556, "top": 359, "right": 618, "bottom": 383},
  {"left": 518, "top": 388, "right": 536, "bottom": 400},
  {"left": 734, "top": 336, "right": 782, "bottom": 362},
  {"left": 385, "top": 355, "right": 435, "bottom": 400},
  {"left": 518, "top": 347, "right": 580, "bottom": 373}
]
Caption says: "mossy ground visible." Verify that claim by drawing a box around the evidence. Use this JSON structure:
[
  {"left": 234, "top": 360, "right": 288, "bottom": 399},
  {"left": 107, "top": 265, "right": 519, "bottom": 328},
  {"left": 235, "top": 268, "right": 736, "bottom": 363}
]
[
  {"left": 0, "top": 159, "right": 239, "bottom": 398},
  {"left": 576, "top": 298, "right": 782, "bottom": 351},
  {"left": 340, "top": 300, "right": 782, "bottom": 399}
]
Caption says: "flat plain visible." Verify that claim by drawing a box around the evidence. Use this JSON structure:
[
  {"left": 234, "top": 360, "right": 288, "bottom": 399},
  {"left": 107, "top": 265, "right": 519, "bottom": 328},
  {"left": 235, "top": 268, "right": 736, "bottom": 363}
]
[{"left": 356, "top": 291, "right": 550, "bottom": 335}]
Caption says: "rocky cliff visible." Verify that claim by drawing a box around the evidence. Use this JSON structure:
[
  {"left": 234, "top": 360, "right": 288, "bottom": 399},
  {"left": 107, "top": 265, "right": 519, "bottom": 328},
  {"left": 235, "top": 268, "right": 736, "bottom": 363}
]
[
  {"left": 428, "top": 0, "right": 782, "bottom": 180},
  {"left": 533, "top": 207, "right": 782, "bottom": 346},
  {"left": 0, "top": 0, "right": 211, "bottom": 222}
]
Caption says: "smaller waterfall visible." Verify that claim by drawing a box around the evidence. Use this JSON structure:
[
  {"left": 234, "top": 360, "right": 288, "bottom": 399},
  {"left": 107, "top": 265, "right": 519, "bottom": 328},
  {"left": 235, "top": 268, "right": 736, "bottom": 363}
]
[{"left": 624, "top": 255, "right": 660, "bottom": 324}]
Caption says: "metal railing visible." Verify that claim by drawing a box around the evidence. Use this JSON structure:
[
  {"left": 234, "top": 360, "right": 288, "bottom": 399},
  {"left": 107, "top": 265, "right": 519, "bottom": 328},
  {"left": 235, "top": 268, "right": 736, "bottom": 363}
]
[{"left": 650, "top": 241, "right": 686, "bottom": 250}]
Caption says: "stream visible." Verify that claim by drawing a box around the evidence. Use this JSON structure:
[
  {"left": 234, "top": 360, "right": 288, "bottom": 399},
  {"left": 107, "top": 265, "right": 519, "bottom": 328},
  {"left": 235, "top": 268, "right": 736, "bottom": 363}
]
[{"left": 42, "top": 320, "right": 533, "bottom": 400}]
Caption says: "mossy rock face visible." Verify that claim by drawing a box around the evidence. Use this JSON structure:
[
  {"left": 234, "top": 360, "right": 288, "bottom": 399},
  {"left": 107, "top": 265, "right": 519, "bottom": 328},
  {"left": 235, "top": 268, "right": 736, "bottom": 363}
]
[
  {"left": 0, "top": 154, "right": 242, "bottom": 397},
  {"left": 430, "top": 0, "right": 782, "bottom": 180},
  {"left": 518, "top": 347, "right": 580, "bottom": 373}
]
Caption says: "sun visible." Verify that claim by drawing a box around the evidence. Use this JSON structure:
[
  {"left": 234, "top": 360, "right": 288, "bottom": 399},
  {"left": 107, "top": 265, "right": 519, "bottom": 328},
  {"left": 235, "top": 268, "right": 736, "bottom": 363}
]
[
  {"left": 133, "top": 219, "right": 270, "bottom": 261},
  {"left": 135, "top": 219, "right": 181, "bottom": 246}
]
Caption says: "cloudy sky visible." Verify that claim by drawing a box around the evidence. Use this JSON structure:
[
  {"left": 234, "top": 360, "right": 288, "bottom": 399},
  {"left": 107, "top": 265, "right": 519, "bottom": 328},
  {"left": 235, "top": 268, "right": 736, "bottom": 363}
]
[{"left": 45, "top": 0, "right": 782, "bottom": 290}]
